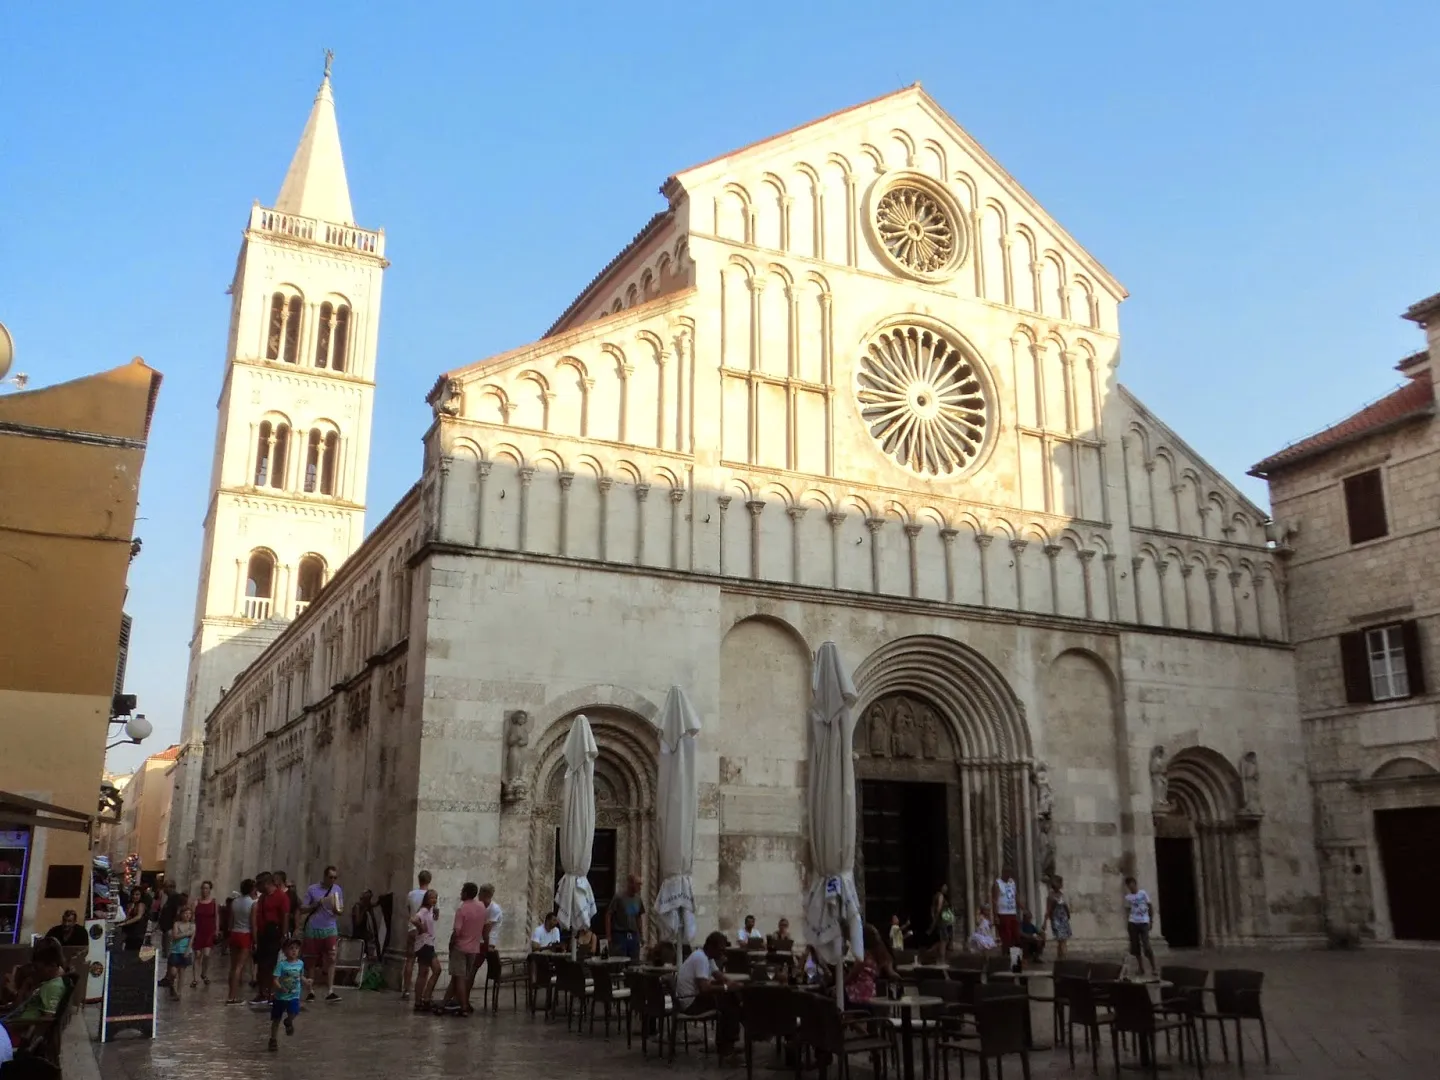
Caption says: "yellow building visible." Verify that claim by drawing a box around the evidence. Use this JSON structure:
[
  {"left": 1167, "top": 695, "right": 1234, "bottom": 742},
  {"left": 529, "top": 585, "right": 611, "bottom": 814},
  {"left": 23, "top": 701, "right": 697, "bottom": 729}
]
[
  {"left": 110, "top": 747, "right": 178, "bottom": 877},
  {"left": 0, "top": 358, "right": 161, "bottom": 941}
]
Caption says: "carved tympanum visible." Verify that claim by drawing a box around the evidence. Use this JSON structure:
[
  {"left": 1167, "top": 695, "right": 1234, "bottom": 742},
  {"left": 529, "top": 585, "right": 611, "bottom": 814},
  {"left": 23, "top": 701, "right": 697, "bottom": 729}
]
[{"left": 858, "top": 694, "right": 949, "bottom": 760}]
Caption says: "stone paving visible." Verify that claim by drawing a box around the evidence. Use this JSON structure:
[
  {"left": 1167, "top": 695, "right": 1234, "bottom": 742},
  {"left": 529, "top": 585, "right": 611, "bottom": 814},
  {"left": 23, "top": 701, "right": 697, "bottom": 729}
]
[{"left": 87, "top": 948, "right": 1440, "bottom": 1079}]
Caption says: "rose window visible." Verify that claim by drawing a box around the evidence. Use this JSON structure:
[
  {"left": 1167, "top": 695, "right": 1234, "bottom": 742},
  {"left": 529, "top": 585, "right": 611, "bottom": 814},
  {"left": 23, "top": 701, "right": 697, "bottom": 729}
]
[
  {"left": 868, "top": 174, "right": 967, "bottom": 281},
  {"left": 856, "top": 325, "right": 991, "bottom": 477}
]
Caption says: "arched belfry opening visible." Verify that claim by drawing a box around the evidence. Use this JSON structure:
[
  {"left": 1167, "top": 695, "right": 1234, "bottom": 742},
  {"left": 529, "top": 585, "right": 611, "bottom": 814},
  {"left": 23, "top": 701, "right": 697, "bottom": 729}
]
[
  {"left": 524, "top": 707, "right": 659, "bottom": 936},
  {"left": 1155, "top": 746, "right": 1264, "bottom": 946},
  {"left": 852, "top": 636, "right": 1035, "bottom": 940}
]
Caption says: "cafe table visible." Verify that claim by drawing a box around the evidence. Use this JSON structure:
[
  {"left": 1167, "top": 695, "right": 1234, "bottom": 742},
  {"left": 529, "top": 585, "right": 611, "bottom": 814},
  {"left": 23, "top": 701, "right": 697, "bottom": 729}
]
[{"left": 867, "top": 994, "right": 942, "bottom": 1080}]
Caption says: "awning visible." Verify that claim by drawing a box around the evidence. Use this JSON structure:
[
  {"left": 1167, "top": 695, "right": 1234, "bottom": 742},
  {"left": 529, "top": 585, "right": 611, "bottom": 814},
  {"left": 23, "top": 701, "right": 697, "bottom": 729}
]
[{"left": 0, "top": 791, "right": 93, "bottom": 835}]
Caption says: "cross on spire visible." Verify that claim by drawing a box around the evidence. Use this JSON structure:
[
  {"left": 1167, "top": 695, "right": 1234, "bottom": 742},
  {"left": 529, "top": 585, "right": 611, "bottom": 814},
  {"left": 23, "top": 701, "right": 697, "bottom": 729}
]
[{"left": 324, "top": 48, "right": 334, "bottom": 80}]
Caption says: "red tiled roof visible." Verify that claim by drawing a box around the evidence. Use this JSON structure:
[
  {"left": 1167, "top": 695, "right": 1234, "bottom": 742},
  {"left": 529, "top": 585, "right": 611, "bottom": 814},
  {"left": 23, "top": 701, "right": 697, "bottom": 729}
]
[
  {"left": 150, "top": 745, "right": 181, "bottom": 762},
  {"left": 1249, "top": 370, "right": 1434, "bottom": 478}
]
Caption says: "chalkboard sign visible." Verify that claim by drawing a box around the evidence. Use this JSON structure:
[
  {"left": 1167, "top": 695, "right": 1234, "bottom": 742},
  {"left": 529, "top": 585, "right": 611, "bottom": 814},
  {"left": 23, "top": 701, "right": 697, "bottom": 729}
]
[{"left": 102, "top": 946, "right": 156, "bottom": 1041}]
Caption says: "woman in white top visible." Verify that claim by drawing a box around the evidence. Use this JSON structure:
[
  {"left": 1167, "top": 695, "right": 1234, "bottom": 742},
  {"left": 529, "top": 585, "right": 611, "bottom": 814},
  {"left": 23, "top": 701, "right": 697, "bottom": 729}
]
[
  {"left": 410, "top": 889, "right": 441, "bottom": 1009},
  {"left": 1122, "top": 876, "right": 1157, "bottom": 975},
  {"left": 225, "top": 878, "right": 256, "bottom": 1004},
  {"left": 401, "top": 870, "right": 432, "bottom": 1001}
]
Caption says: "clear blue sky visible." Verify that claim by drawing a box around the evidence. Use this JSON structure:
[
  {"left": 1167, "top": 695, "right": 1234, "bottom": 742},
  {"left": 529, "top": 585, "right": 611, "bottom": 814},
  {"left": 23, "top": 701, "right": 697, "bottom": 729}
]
[{"left": 4, "top": 3, "right": 1435, "bottom": 772}]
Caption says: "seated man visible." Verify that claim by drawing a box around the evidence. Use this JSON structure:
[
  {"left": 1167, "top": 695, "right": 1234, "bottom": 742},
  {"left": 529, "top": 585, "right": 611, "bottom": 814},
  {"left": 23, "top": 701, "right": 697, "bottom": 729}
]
[
  {"left": 2, "top": 942, "right": 66, "bottom": 1047},
  {"left": 1019, "top": 907, "right": 1046, "bottom": 963},
  {"left": 737, "top": 914, "right": 765, "bottom": 948},
  {"left": 676, "top": 931, "right": 740, "bottom": 1064},
  {"left": 765, "top": 917, "right": 794, "bottom": 953},
  {"left": 530, "top": 912, "right": 563, "bottom": 952}
]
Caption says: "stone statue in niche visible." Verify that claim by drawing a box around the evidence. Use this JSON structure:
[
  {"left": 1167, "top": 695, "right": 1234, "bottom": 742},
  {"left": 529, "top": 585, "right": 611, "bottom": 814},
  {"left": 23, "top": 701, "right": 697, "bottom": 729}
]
[
  {"left": 501, "top": 710, "right": 532, "bottom": 803},
  {"left": 890, "top": 698, "right": 921, "bottom": 758},
  {"left": 1149, "top": 745, "right": 1170, "bottom": 811},
  {"left": 432, "top": 378, "right": 462, "bottom": 418},
  {"left": 918, "top": 705, "right": 941, "bottom": 759},
  {"left": 866, "top": 703, "right": 889, "bottom": 757},
  {"left": 1034, "top": 760, "right": 1056, "bottom": 884},
  {"left": 1239, "top": 751, "right": 1262, "bottom": 817}
]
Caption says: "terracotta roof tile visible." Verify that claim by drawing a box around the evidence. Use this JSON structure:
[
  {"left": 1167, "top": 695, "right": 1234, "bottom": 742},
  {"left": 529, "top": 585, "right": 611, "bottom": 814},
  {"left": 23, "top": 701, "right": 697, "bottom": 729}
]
[
  {"left": 151, "top": 745, "right": 181, "bottom": 762},
  {"left": 1249, "top": 371, "right": 1434, "bottom": 477}
]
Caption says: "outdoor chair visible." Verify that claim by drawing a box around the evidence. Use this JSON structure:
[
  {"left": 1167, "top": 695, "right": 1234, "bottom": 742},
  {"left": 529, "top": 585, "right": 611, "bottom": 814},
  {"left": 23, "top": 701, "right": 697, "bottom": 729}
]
[
  {"left": 1061, "top": 976, "right": 1114, "bottom": 1073},
  {"left": 626, "top": 971, "right": 675, "bottom": 1057},
  {"left": 741, "top": 984, "right": 801, "bottom": 1080},
  {"left": 1195, "top": 968, "right": 1268, "bottom": 1069},
  {"left": 6, "top": 972, "right": 78, "bottom": 1073},
  {"left": 794, "top": 991, "right": 890, "bottom": 1080},
  {"left": 1087, "top": 962, "right": 1122, "bottom": 1006},
  {"left": 483, "top": 952, "right": 526, "bottom": 1012},
  {"left": 527, "top": 953, "right": 560, "bottom": 1014},
  {"left": 588, "top": 963, "right": 631, "bottom": 1038},
  {"left": 1047, "top": 959, "right": 1089, "bottom": 1045},
  {"left": 550, "top": 958, "right": 593, "bottom": 1031},
  {"left": 940, "top": 992, "right": 1030, "bottom": 1080},
  {"left": 1157, "top": 965, "right": 1209, "bottom": 1055},
  {"left": 671, "top": 998, "right": 719, "bottom": 1061},
  {"left": 331, "top": 936, "right": 368, "bottom": 988},
  {"left": 1107, "top": 980, "right": 1203, "bottom": 1077}
]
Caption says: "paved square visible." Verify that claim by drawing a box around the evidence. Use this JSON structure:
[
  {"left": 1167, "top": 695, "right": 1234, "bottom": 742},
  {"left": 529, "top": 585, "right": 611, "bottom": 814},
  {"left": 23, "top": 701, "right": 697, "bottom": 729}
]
[{"left": 90, "top": 949, "right": 1440, "bottom": 1079}]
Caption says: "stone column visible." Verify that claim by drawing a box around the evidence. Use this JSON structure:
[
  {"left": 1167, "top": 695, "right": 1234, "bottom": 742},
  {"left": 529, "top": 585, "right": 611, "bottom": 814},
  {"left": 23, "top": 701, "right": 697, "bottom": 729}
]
[
  {"left": 904, "top": 523, "right": 923, "bottom": 597},
  {"left": 1205, "top": 568, "right": 1221, "bottom": 632},
  {"left": 1156, "top": 558, "right": 1170, "bottom": 628},
  {"left": 669, "top": 488, "right": 686, "bottom": 569},
  {"left": 580, "top": 378, "right": 594, "bottom": 438},
  {"left": 635, "top": 484, "right": 651, "bottom": 565},
  {"left": 747, "top": 499, "right": 765, "bottom": 578},
  {"left": 819, "top": 293, "right": 835, "bottom": 475},
  {"left": 1044, "top": 543, "right": 1061, "bottom": 614},
  {"left": 671, "top": 333, "right": 688, "bottom": 452},
  {"left": 940, "top": 527, "right": 958, "bottom": 603},
  {"left": 597, "top": 476, "right": 613, "bottom": 561},
  {"left": 866, "top": 517, "right": 885, "bottom": 593},
  {"left": 1228, "top": 571, "right": 1243, "bottom": 636},
  {"left": 618, "top": 362, "right": 634, "bottom": 444},
  {"left": 1132, "top": 557, "right": 1146, "bottom": 623},
  {"left": 1010, "top": 539, "right": 1028, "bottom": 611},
  {"left": 1180, "top": 563, "right": 1194, "bottom": 629},
  {"left": 517, "top": 466, "right": 534, "bottom": 551},
  {"left": 1079, "top": 549, "right": 1096, "bottom": 619},
  {"left": 1103, "top": 552, "right": 1118, "bottom": 621},
  {"left": 1144, "top": 460, "right": 1158, "bottom": 529},
  {"left": 475, "top": 460, "right": 492, "bottom": 546},
  {"left": 844, "top": 175, "right": 858, "bottom": 266},
  {"left": 557, "top": 471, "right": 574, "bottom": 556},
  {"left": 976, "top": 534, "right": 993, "bottom": 607},
  {"left": 827, "top": 511, "right": 845, "bottom": 589},
  {"left": 787, "top": 506, "right": 806, "bottom": 583},
  {"left": 717, "top": 495, "right": 732, "bottom": 575}
]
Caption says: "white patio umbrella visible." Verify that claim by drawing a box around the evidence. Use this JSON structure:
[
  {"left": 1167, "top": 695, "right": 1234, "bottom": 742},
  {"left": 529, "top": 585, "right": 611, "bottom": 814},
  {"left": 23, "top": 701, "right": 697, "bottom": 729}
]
[
  {"left": 803, "top": 641, "right": 863, "bottom": 1008},
  {"left": 654, "top": 685, "right": 701, "bottom": 946},
  {"left": 553, "top": 712, "right": 598, "bottom": 958}
]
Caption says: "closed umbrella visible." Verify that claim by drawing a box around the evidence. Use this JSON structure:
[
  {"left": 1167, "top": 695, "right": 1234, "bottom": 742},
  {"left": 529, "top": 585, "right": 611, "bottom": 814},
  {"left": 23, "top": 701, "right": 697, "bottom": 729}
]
[
  {"left": 554, "top": 713, "right": 598, "bottom": 958},
  {"left": 803, "top": 641, "right": 863, "bottom": 1008},
  {"left": 654, "top": 685, "right": 701, "bottom": 947}
]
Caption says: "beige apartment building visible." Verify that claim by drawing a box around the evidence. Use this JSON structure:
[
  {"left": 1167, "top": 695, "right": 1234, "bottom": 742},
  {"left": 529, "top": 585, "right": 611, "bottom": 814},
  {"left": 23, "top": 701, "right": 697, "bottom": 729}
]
[
  {"left": 111, "top": 746, "right": 179, "bottom": 877},
  {"left": 1251, "top": 291, "right": 1440, "bottom": 943}
]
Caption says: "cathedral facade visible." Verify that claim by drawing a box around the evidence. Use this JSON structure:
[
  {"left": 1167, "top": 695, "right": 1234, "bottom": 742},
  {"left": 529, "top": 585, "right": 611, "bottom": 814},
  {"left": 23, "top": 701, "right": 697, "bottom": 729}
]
[{"left": 187, "top": 82, "right": 1323, "bottom": 952}]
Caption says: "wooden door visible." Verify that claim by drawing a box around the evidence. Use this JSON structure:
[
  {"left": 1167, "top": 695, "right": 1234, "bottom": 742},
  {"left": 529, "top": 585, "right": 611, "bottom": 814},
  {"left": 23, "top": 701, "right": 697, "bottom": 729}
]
[{"left": 1374, "top": 807, "right": 1440, "bottom": 941}]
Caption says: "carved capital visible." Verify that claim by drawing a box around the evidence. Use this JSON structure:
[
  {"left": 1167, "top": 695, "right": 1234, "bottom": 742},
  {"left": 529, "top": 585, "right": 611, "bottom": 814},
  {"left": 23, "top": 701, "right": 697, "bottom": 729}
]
[
  {"left": 939, "top": 527, "right": 958, "bottom": 544},
  {"left": 749, "top": 275, "right": 769, "bottom": 295},
  {"left": 903, "top": 523, "right": 923, "bottom": 539},
  {"left": 826, "top": 511, "right": 846, "bottom": 527},
  {"left": 1043, "top": 543, "right": 1061, "bottom": 559},
  {"left": 786, "top": 506, "right": 807, "bottom": 522},
  {"left": 818, "top": 292, "right": 833, "bottom": 310},
  {"left": 780, "top": 195, "right": 794, "bottom": 210},
  {"left": 668, "top": 487, "right": 686, "bottom": 505},
  {"left": 597, "top": 476, "right": 614, "bottom": 494},
  {"left": 635, "top": 483, "right": 651, "bottom": 502},
  {"left": 1010, "top": 539, "right": 1028, "bottom": 554},
  {"left": 1078, "top": 549, "right": 1096, "bottom": 563},
  {"left": 437, "top": 454, "right": 452, "bottom": 476},
  {"left": 1180, "top": 564, "right": 1193, "bottom": 578},
  {"left": 975, "top": 533, "right": 994, "bottom": 550},
  {"left": 517, "top": 466, "right": 535, "bottom": 485},
  {"left": 619, "top": 363, "right": 635, "bottom": 379},
  {"left": 1204, "top": 568, "right": 1219, "bottom": 581},
  {"left": 477, "top": 461, "right": 493, "bottom": 479},
  {"left": 746, "top": 499, "right": 766, "bottom": 517},
  {"left": 558, "top": 471, "right": 575, "bottom": 490},
  {"left": 1102, "top": 552, "right": 1117, "bottom": 563},
  {"left": 1156, "top": 560, "right": 1168, "bottom": 577},
  {"left": 1170, "top": 483, "right": 1186, "bottom": 495},
  {"left": 1144, "top": 460, "right": 1156, "bottom": 474},
  {"left": 865, "top": 517, "right": 886, "bottom": 534},
  {"left": 1132, "top": 557, "right": 1145, "bottom": 571},
  {"left": 1228, "top": 571, "right": 1242, "bottom": 586},
  {"left": 583, "top": 377, "right": 597, "bottom": 391}
]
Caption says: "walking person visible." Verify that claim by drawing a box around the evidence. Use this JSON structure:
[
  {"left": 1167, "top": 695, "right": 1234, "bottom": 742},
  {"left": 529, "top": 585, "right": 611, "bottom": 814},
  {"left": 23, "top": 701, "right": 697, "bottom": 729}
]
[
  {"left": 401, "top": 870, "right": 432, "bottom": 1000},
  {"left": 267, "top": 938, "right": 310, "bottom": 1052},
  {"left": 929, "top": 882, "right": 955, "bottom": 958},
  {"left": 441, "top": 882, "right": 485, "bottom": 1016},
  {"left": 1044, "top": 875, "right": 1073, "bottom": 960},
  {"left": 992, "top": 865, "right": 1020, "bottom": 954},
  {"left": 250, "top": 873, "right": 291, "bottom": 1006},
  {"left": 191, "top": 881, "right": 218, "bottom": 988},
  {"left": 605, "top": 874, "right": 645, "bottom": 961},
  {"left": 156, "top": 886, "right": 183, "bottom": 987},
  {"left": 274, "top": 872, "right": 300, "bottom": 936},
  {"left": 118, "top": 887, "right": 149, "bottom": 951},
  {"left": 409, "top": 889, "right": 441, "bottom": 1010},
  {"left": 226, "top": 878, "right": 256, "bottom": 1004},
  {"left": 1123, "top": 876, "right": 1158, "bottom": 975},
  {"left": 300, "top": 865, "right": 344, "bottom": 1003},
  {"left": 467, "top": 884, "right": 502, "bottom": 1002},
  {"left": 166, "top": 904, "right": 196, "bottom": 1002}
]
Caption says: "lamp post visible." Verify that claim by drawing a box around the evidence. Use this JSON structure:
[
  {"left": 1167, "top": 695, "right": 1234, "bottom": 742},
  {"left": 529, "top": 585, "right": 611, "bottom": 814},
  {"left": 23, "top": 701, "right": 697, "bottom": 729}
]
[{"left": 106, "top": 713, "right": 153, "bottom": 752}]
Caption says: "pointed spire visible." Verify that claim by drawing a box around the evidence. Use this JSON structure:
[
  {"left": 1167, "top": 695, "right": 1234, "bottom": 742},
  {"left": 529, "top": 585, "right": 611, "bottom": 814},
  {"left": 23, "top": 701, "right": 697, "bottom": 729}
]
[{"left": 274, "top": 51, "right": 354, "bottom": 225}]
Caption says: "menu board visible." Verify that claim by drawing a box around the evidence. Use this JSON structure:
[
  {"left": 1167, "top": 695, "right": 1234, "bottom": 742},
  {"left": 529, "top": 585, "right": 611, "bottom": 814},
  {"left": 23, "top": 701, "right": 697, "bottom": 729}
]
[
  {"left": 101, "top": 946, "right": 156, "bottom": 1041},
  {"left": 84, "top": 920, "right": 109, "bottom": 1003}
]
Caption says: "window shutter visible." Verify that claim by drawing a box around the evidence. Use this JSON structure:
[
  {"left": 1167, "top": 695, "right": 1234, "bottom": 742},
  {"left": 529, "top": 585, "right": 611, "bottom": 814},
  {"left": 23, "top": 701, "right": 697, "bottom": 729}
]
[
  {"left": 1339, "top": 631, "right": 1372, "bottom": 704},
  {"left": 1343, "top": 470, "right": 1388, "bottom": 544},
  {"left": 113, "top": 613, "right": 133, "bottom": 698},
  {"left": 1401, "top": 619, "right": 1426, "bottom": 697}
]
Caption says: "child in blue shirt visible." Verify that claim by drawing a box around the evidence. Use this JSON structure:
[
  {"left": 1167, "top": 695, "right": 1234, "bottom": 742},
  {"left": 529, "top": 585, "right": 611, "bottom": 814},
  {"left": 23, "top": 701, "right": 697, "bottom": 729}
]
[{"left": 268, "top": 938, "right": 309, "bottom": 1051}]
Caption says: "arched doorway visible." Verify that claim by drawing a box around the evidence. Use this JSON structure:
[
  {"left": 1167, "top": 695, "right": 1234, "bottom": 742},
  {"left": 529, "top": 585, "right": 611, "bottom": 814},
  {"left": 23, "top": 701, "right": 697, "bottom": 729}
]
[
  {"left": 853, "top": 636, "right": 1035, "bottom": 941},
  {"left": 1156, "top": 747, "right": 1262, "bottom": 946},
  {"left": 524, "top": 708, "right": 658, "bottom": 936}
]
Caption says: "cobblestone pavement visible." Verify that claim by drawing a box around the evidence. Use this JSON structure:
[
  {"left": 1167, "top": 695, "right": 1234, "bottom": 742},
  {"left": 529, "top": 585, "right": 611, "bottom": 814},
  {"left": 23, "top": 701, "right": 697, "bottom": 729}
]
[{"left": 90, "top": 948, "right": 1440, "bottom": 1079}]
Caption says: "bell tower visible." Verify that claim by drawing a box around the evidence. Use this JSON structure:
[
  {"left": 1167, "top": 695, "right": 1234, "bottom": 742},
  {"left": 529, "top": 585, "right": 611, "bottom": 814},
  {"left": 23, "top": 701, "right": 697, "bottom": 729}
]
[{"left": 167, "top": 57, "right": 387, "bottom": 887}]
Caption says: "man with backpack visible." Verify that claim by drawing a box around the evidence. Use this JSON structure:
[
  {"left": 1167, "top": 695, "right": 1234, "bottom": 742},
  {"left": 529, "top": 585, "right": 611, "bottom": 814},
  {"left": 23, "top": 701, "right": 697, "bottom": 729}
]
[{"left": 300, "top": 865, "right": 344, "bottom": 1003}]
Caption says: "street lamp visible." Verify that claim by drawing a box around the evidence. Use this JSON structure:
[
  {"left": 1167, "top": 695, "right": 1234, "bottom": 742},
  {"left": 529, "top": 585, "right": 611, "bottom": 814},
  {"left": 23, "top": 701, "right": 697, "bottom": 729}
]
[{"left": 106, "top": 713, "right": 153, "bottom": 751}]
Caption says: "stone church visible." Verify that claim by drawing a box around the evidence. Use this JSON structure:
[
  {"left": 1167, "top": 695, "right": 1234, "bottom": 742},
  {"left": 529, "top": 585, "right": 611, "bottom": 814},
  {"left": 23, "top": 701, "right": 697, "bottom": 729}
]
[{"left": 180, "top": 72, "right": 1324, "bottom": 953}]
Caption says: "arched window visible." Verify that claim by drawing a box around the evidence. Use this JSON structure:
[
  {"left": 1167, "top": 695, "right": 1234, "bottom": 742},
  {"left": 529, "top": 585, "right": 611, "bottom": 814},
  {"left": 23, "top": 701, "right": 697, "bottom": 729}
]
[
  {"left": 254, "top": 420, "right": 290, "bottom": 489},
  {"left": 244, "top": 551, "right": 275, "bottom": 619},
  {"left": 295, "top": 555, "right": 326, "bottom": 615},
  {"left": 304, "top": 427, "right": 341, "bottom": 495},
  {"left": 314, "top": 301, "right": 351, "bottom": 372},
  {"left": 265, "top": 291, "right": 304, "bottom": 363}
]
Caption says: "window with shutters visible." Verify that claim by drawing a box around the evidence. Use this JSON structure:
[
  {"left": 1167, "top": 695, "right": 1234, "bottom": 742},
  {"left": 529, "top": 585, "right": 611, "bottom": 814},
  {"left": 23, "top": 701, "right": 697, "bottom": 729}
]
[
  {"left": 1339, "top": 620, "right": 1427, "bottom": 704},
  {"left": 113, "top": 613, "right": 132, "bottom": 697},
  {"left": 1343, "top": 468, "right": 1388, "bottom": 544}
]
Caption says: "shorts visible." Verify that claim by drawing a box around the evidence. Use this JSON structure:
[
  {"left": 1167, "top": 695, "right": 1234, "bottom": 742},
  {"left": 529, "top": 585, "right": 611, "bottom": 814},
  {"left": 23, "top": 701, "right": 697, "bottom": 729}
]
[
  {"left": 1128, "top": 922, "right": 1153, "bottom": 956},
  {"left": 415, "top": 945, "right": 435, "bottom": 965},
  {"left": 168, "top": 953, "right": 192, "bottom": 969},
  {"left": 303, "top": 929, "right": 338, "bottom": 963},
  {"left": 229, "top": 931, "right": 253, "bottom": 952},
  {"left": 996, "top": 914, "right": 1021, "bottom": 949},
  {"left": 448, "top": 950, "right": 480, "bottom": 982},
  {"left": 270, "top": 996, "right": 301, "bottom": 1020}
]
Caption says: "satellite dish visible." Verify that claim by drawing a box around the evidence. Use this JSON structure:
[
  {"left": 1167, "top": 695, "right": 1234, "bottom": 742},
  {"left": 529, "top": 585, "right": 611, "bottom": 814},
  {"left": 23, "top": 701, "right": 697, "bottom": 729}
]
[{"left": 0, "top": 322, "right": 13, "bottom": 382}]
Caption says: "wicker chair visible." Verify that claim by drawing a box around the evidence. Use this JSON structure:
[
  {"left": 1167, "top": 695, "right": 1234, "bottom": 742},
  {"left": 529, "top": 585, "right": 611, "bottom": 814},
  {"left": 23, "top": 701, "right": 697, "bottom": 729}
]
[
  {"left": 1062, "top": 976, "right": 1114, "bottom": 1074},
  {"left": 1108, "top": 980, "right": 1203, "bottom": 1077},
  {"left": 941, "top": 992, "right": 1030, "bottom": 1080},
  {"left": 1195, "top": 968, "right": 1268, "bottom": 1068}
]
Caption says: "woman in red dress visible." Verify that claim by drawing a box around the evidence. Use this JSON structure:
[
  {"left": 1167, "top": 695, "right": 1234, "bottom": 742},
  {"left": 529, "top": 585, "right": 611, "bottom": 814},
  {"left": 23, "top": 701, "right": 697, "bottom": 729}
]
[{"left": 191, "top": 880, "right": 219, "bottom": 989}]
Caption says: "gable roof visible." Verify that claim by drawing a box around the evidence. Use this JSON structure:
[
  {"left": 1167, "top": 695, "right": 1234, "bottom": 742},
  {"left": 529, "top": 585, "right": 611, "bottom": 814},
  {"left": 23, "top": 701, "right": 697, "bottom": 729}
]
[{"left": 1249, "top": 370, "right": 1435, "bottom": 478}]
